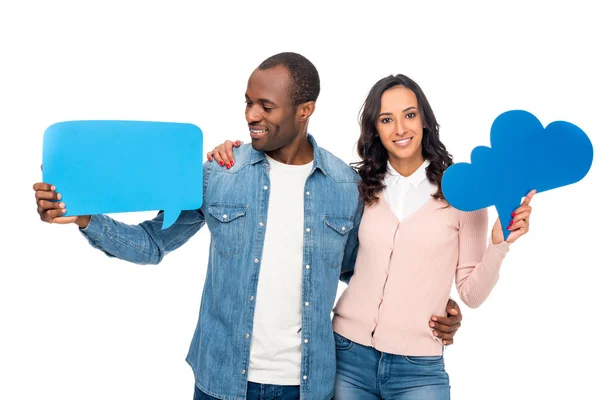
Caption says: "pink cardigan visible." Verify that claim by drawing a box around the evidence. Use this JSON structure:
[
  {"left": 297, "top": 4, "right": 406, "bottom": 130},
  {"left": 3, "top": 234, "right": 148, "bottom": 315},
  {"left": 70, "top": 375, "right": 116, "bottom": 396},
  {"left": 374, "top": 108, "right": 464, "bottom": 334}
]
[{"left": 332, "top": 196, "right": 510, "bottom": 356}]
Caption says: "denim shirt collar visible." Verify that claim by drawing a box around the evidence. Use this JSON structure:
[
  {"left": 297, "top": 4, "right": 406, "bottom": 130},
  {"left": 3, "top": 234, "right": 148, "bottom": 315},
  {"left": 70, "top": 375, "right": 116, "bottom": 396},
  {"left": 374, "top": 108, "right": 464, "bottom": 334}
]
[{"left": 249, "top": 133, "right": 329, "bottom": 176}]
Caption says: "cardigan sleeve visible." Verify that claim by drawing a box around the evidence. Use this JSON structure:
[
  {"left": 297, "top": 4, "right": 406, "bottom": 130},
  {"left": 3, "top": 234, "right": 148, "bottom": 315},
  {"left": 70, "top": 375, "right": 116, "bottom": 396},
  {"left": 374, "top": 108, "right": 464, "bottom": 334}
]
[{"left": 454, "top": 208, "right": 510, "bottom": 308}]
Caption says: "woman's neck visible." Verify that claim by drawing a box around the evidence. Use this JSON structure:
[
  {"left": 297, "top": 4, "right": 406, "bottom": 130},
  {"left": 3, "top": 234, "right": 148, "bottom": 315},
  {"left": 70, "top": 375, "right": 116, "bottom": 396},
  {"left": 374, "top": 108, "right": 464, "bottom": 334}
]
[{"left": 388, "top": 154, "right": 425, "bottom": 177}]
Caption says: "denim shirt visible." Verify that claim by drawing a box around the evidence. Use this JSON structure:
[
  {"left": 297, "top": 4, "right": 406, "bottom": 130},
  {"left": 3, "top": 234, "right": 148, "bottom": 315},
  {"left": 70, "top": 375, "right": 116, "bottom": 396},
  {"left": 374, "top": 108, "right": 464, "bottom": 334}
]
[{"left": 79, "top": 134, "right": 363, "bottom": 400}]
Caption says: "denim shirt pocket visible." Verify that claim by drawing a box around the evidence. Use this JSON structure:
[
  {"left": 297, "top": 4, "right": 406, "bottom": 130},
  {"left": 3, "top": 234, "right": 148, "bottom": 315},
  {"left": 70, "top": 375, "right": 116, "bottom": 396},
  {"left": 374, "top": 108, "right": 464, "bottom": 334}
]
[
  {"left": 322, "top": 215, "right": 354, "bottom": 268},
  {"left": 208, "top": 203, "right": 248, "bottom": 258}
]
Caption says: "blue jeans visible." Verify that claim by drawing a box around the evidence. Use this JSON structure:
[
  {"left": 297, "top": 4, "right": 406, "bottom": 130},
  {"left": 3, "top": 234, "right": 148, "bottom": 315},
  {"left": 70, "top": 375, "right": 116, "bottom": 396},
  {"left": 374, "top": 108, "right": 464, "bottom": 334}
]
[
  {"left": 334, "top": 332, "right": 450, "bottom": 399},
  {"left": 194, "top": 382, "right": 300, "bottom": 400}
]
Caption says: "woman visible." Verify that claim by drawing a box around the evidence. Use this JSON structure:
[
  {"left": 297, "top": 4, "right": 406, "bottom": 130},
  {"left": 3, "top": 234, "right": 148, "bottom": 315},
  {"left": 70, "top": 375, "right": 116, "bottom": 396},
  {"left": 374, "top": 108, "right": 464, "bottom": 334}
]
[{"left": 207, "top": 74, "right": 534, "bottom": 399}]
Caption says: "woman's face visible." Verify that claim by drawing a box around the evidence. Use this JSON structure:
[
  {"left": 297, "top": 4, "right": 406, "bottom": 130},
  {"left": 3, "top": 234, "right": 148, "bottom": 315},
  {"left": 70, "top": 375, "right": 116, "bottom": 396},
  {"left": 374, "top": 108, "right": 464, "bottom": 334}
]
[{"left": 376, "top": 85, "right": 424, "bottom": 165}]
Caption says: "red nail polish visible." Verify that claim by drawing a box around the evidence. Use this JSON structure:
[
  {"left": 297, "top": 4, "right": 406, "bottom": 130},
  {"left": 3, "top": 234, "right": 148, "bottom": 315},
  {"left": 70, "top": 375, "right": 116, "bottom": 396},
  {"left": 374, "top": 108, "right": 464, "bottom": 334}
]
[
  {"left": 511, "top": 212, "right": 515, "bottom": 217},
  {"left": 231, "top": 161, "right": 234, "bottom": 166},
  {"left": 235, "top": 141, "right": 240, "bottom": 146},
  {"left": 226, "top": 164, "right": 230, "bottom": 169},
  {"left": 219, "top": 161, "right": 224, "bottom": 166}
]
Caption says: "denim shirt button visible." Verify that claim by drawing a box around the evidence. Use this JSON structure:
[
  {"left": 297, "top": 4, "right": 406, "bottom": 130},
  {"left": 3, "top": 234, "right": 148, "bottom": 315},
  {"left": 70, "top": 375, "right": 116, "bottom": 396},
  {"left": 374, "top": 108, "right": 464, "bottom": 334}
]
[
  {"left": 303, "top": 375, "right": 308, "bottom": 380},
  {"left": 254, "top": 258, "right": 259, "bottom": 263},
  {"left": 305, "top": 265, "right": 310, "bottom": 269},
  {"left": 242, "top": 370, "right": 246, "bottom": 375}
]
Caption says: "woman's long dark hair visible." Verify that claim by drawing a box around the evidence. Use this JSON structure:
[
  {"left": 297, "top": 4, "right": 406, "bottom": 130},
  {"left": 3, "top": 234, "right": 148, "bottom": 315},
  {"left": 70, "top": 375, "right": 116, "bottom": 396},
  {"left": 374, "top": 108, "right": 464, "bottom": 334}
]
[{"left": 351, "top": 74, "right": 454, "bottom": 206}]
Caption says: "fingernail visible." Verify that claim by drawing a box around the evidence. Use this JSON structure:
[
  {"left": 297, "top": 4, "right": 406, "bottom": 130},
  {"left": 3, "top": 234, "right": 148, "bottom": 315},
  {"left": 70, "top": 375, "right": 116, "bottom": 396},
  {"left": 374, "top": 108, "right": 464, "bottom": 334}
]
[
  {"left": 432, "top": 317, "right": 437, "bottom": 321},
  {"left": 511, "top": 212, "right": 515, "bottom": 217},
  {"left": 226, "top": 164, "right": 230, "bottom": 169},
  {"left": 219, "top": 161, "right": 224, "bottom": 166},
  {"left": 51, "top": 185, "right": 56, "bottom": 191},
  {"left": 429, "top": 322, "right": 435, "bottom": 328},
  {"left": 433, "top": 331, "right": 438, "bottom": 336},
  {"left": 231, "top": 161, "right": 234, "bottom": 166},
  {"left": 57, "top": 193, "right": 62, "bottom": 200},
  {"left": 62, "top": 209, "right": 66, "bottom": 213},
  {"left": 59, "top": 203, "right": 65, "bottom": 208},
  {"left": 235, "top": 141, "right": 240, "bottom": 146},
  {"left": 443, "top": 340, "right": 448, "bottom": 344}
]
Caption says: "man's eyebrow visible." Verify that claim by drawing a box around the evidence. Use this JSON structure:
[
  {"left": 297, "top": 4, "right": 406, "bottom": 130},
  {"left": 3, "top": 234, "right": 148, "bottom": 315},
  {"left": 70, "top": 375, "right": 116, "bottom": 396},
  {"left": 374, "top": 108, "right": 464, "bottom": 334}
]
[{"left": 245, "top": 94, "right": 277, "bottom": 106}]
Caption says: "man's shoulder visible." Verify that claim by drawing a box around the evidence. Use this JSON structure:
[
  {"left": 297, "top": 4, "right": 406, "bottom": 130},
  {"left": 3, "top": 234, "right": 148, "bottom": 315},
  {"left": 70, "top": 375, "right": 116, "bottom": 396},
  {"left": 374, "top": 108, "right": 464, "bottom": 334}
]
[
  {"left": 231, "top": 143, "right": 255, "bottom": 163},
  {"left": 316, "top": 146, "right": 360, "bottom": 184},
  {"left": 203, "top": 143, "right": 254, "bottom": 172}
]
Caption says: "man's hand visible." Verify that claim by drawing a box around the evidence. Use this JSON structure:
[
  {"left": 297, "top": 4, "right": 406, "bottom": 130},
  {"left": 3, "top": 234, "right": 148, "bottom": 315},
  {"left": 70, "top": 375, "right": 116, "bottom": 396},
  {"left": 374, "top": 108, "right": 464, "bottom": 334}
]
[
  {"left": 34, "top": 165, "right": 90, "bottom": 228},
  {"left": 429, "top": 299, "right": 462, "bottom": 345}
]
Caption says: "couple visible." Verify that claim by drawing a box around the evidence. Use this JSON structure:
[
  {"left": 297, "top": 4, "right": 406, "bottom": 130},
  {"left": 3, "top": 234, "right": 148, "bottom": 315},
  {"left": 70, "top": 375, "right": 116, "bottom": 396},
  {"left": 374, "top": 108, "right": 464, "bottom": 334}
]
[{"left": 33, "top": 52, "right": 534, "bottom": 400}]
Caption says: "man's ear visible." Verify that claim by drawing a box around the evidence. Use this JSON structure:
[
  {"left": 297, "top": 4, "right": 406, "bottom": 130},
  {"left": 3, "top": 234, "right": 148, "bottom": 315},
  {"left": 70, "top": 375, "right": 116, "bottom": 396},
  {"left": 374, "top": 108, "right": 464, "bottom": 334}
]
[{"left": 296, "top": 101, "right": 315, "bottom": 122}]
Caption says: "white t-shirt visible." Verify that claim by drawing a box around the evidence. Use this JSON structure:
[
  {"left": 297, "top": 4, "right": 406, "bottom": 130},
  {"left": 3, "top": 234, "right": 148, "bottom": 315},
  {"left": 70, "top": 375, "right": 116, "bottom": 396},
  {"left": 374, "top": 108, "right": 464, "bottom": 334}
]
[
  {"left": 383, "top": 159, "right": 437, "bottom": 221},
  {"left": 247, "top": 154, "right": 313, "bottom": 385}
]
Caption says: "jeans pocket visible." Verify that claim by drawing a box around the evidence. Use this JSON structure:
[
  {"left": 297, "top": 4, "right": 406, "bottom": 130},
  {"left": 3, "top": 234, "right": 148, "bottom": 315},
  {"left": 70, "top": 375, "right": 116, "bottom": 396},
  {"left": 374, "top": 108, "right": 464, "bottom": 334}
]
[
  {"left": 207, "top": 203, "right": 248, "bottom": 258},
  {"left": 333, "top": 332, "right": 354, "bottom": 351},
  {"left": 322, "top": 215, "right": 354, "bottom": 268},
  {"left": 403, "top": 355, "right": 444, "bottom": 366}
]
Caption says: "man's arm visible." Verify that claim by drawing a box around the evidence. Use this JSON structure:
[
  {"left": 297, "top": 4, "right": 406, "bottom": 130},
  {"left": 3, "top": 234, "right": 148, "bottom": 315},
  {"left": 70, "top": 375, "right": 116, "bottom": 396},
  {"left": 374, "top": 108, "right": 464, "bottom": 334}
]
[
  {"left": 340, "top": 199, "right": 364, "bottom": 284},
  {"left": 34, "top": 161, "right": 212, "bottom": 265},
  {"left": 78, "top": 209, "right": 205, "bottom": 265}
]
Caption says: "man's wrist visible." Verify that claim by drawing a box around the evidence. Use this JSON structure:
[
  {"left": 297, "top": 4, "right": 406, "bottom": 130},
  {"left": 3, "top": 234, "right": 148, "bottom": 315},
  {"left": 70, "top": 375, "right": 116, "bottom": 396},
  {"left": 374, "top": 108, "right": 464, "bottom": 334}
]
[{"left": 75, "top": 215, "right": 91, "bottom": 229}]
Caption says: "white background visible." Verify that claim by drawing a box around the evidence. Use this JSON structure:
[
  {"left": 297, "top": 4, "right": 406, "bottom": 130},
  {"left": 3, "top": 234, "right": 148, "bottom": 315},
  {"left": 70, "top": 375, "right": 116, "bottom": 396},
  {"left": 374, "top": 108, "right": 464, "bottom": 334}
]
[{"left": 1, "top": 1, "right": 599, "bottom": 399}]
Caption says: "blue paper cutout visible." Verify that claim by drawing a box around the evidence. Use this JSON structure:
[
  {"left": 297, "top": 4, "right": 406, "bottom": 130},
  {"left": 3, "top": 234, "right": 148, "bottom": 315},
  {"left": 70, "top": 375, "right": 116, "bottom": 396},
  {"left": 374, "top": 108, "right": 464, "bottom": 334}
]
[
  {"left": 441, "top": 110, "right": 593, "bottom": 240},
  {"left": 42, "top": 120, "right": 204, "bottom": 230}
]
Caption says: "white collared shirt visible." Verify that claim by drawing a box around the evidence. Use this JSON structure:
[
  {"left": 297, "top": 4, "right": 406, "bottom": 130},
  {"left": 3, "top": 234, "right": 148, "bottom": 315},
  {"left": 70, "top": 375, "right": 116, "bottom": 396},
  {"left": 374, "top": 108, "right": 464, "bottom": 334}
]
[{"left": 382, "top": 159, "right": 438, "bottom": 222}]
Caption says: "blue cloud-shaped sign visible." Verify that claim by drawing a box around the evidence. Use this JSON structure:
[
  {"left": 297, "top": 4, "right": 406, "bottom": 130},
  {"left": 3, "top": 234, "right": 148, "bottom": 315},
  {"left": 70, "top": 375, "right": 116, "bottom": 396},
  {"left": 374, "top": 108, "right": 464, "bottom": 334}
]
[{"left": 441, "top": 110, "right": 593, "bottom": 240}]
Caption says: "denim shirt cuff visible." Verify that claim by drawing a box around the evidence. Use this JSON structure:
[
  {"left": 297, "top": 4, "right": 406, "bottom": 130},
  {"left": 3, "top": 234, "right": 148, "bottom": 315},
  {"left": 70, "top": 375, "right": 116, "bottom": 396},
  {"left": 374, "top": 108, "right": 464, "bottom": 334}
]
[{"left": 79, "top": 214, "right": 104, "bottom": 240}]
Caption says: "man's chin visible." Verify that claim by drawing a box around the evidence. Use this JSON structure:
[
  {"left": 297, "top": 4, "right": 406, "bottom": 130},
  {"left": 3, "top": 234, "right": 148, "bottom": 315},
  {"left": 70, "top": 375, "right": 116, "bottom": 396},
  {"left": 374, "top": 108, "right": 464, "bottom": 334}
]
[
  {"left": 250, "top": 137, "right": 267, "bottom": 151},
  {"left": 251, "top": 137, "right": 278, "bottom": 152}
]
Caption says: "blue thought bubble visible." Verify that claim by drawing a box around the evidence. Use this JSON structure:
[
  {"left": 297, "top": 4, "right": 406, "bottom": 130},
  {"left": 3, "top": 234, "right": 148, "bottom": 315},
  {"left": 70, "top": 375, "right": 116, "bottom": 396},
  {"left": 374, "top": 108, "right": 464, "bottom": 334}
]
[
  {"left": 42, "top": 120, "right": 204, "bottom": 230},
  {"left": 441, "top": 109, "right": 593, "bottom": 240}
]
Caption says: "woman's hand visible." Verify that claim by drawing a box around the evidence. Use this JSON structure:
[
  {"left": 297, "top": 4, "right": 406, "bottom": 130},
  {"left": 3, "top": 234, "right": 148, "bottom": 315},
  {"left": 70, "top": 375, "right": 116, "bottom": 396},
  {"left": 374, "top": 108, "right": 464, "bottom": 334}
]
[
  {"left": 206, "top": 140, "right": 243, "bottom": 169},
  {"left": 492, "top": 189, "right": 536, "bottom": 244}
]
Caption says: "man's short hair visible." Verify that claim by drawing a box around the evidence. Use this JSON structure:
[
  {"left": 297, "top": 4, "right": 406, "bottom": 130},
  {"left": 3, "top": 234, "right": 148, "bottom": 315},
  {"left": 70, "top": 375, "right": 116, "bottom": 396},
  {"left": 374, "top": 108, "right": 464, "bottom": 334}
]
[{"left": 258, "top": 52, "right": 320, "bottom": 106}]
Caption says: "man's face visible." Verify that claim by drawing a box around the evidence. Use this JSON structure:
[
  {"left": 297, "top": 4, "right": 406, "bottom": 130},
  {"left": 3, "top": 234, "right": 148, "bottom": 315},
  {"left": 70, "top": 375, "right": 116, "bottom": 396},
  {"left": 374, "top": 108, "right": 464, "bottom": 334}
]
[{"left": 245, "top": 65, "right": 300, "bottom": 152}]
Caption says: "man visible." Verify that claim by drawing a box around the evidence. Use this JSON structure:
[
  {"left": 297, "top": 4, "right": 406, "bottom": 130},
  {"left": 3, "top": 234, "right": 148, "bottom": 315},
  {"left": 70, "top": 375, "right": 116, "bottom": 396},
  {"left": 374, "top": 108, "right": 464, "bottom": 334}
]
[{"left": 33, "top": 52, "right": 461, "bottom": 400}]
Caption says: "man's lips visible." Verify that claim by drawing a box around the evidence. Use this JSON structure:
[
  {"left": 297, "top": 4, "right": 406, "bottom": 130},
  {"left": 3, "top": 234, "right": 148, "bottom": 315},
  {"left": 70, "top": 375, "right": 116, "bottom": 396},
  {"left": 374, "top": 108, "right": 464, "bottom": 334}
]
[{"left": 249, "top": 127, "right": 268, "bottom": 138}]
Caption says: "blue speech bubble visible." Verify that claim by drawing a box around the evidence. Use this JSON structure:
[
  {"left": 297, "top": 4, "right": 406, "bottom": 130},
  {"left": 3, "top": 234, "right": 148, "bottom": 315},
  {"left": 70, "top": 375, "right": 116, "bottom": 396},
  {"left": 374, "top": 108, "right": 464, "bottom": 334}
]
[
  {"left": 42, "top": 120, "right": 204, "bottom": 230},
  {"left": 441, "top": 110, "right": 593, "bottom": 240}
]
